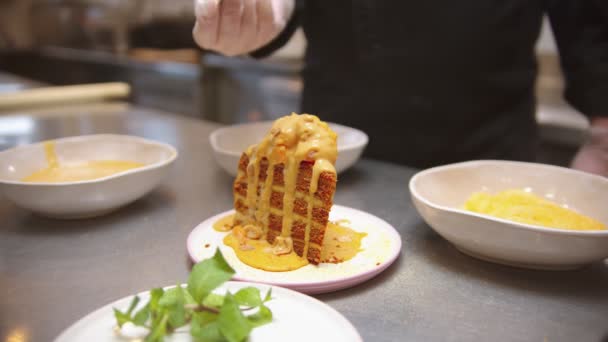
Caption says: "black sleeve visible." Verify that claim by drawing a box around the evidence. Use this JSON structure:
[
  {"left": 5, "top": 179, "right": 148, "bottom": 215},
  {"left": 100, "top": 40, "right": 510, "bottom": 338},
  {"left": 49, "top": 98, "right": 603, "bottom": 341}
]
[
  {"left": 546, "top": 0, "right": 608, "bottom": 117},
  {"left": 250, "top": 0, "right": 304, "bottom": 58}
]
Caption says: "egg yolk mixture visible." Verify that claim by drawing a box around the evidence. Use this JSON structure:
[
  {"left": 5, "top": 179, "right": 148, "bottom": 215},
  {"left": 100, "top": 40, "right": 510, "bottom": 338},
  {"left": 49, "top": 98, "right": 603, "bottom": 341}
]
[
  {"left": 21, "top": 142, "right": 145, "bottom": 183},
  {"left": 213, "top": 214, "right": 367, "bottom": 272},
  {"left": 464, "top": 189, "right": 606, "bottom": 231}
]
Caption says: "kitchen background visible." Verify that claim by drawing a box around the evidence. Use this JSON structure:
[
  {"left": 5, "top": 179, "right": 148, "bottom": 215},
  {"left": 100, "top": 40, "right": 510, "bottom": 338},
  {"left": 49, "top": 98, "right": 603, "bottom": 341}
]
[{"left": 0, "top": 0, "right": 588, "bottom": 166}]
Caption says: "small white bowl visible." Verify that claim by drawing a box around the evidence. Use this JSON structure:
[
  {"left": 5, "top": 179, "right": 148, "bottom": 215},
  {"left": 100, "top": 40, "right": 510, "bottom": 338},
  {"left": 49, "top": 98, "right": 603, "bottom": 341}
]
[
  {"left": 409, "top": 160, "right": 608, "bottom": 270},
  {"left": 0, "top": 134, "right": 177, "bottom": 219},
  {"left": 209, "top": 121, "right": 368, "bottom": 176}
]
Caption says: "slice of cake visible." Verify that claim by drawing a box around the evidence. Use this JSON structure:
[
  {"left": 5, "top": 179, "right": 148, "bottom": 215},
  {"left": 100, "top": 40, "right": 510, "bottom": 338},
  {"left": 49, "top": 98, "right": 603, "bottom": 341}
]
[{"left": 232, "top": 113, "right": 337, "bottom": 264}]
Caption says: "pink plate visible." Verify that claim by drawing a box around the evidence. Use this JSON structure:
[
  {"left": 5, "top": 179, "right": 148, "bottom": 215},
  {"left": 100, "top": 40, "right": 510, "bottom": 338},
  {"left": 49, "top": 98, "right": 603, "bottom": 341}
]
[{"left": 186, "top": 205, "right": 402, "bottom": 294}]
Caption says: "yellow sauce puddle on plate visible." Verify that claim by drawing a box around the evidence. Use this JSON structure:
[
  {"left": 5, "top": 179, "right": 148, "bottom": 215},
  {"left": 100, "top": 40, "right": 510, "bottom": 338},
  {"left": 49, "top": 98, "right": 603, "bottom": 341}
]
[
  {"left": 464, "top": 189, "right": 606, "bottom": 231},
  {"left": 21, "top": 141, "right": 145, "bottom": 183},
  {"left": 213, "top": 214, "right": 367, "bottom": 272}
]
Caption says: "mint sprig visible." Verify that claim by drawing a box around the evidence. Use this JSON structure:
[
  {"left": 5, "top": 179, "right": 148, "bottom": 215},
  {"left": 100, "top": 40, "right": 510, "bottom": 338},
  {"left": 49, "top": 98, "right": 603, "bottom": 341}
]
[{"left": 113, "top": 250, "right": 273, "bottom": 342}]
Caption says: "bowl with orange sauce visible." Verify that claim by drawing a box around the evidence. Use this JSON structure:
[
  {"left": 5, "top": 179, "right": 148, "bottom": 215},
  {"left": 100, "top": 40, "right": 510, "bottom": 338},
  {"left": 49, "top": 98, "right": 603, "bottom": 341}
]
[
  {"left": 209, "top": 121, "right": 368, "bottom": 177},
  {"left": 409, "top": 160, "right": 608, "bottom": 270},
  {"left": 0, "top": 134, "right": 177, "bottom": 218}
]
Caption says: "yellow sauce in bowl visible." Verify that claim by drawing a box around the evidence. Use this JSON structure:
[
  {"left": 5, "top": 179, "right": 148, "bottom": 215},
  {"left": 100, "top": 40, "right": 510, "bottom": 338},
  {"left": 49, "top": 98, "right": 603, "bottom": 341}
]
[
  {"left": 21, "top": 141, "right": 145, "bottom": 183},
  {"left": 464, "top": 189, "right": 606, "bottom": 231},
  {"left": 213, "top": 214, "right": 367, "bottom": 272}
]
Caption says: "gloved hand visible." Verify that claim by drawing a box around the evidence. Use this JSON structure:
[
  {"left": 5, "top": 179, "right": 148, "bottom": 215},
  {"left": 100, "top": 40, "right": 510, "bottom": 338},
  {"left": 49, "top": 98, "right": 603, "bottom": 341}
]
[
  {"left": 193, "top": 0, "right": 295, "bottom": 56},
  {"left": 571, "top": 117, "right": 608, "bottom": 177}
]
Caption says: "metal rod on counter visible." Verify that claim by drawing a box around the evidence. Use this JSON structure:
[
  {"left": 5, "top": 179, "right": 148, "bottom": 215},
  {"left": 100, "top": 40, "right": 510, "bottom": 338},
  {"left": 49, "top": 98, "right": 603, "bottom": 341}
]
[{"left": 0, "top": 82, "right": 131, "bottom": 111}]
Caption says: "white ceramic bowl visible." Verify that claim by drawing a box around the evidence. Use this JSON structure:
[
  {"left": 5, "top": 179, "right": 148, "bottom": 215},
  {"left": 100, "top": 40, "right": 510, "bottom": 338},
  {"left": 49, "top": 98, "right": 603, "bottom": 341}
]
[
  {"left": 209, "top": 121, "right": 368, "bottom": 176},
  {"left": 0, "top": 134, "right": 177, "bottom": 219},
  {"left": 409, "top": 160, "right": 608, "bottom": 270}
]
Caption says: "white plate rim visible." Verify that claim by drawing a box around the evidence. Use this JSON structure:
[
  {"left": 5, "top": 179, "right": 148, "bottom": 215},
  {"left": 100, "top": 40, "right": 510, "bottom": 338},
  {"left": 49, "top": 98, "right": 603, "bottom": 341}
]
[
  {"left": 0, "top": 134, "right": 178, "bottom": 186},
  {"left": 209, "top": 121, "right": 369, "bottom": 158},
  {"left": 409, "top": 159, "right": 608, "bottom": 237},
  {"left": 186, "top": 205, "right": 402, "bottom": 293},
  {"left": 54, "top": 281, "right": 363, "bottom": 342}
]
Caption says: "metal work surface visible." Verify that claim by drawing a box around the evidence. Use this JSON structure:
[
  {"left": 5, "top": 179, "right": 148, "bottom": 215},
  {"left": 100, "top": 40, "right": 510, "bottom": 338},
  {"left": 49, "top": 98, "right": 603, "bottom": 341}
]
[{"left": 1, "top": 105, "right": 607, "bottom": 342}]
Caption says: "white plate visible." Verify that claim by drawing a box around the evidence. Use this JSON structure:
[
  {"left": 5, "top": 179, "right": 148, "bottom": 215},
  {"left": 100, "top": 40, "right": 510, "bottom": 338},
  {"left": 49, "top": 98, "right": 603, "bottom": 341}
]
[
  {"left": 55, "top": 281, "right": 362, "bottom": 342},
  {"left": 209, "top": 121, "right": 368, "bottom": 176},
  {"left": 187, "top": 205, "right": 401, "bottom": 294}
]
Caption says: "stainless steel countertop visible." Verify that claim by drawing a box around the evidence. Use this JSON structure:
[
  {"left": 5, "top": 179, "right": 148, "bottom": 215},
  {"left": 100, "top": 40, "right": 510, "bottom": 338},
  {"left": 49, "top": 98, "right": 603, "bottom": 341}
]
[{"left": 1, "top": 104, "right": 607, "bottom": 342}]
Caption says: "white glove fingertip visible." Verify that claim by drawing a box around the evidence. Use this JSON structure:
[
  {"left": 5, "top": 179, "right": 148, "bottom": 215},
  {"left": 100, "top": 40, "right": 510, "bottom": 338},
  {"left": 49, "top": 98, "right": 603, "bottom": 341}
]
[
  {"left": 195, "top": 0, "right": 220, "bottom": 19},
  {"left": 193, "top": 16, "right": 220, "bottom": 49},
  {"left": 193, "top": 22, "right": 209, "bottom": 49},
  {"left": 270, "top": 0, "right": 294, "bottom": 25},
  {"left": 275, "top": 17, "right": 287, "bottom": 30}
]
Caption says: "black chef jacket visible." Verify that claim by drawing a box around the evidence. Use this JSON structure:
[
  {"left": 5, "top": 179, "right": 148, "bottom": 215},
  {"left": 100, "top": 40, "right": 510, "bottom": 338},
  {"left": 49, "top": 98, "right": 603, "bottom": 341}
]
[{"left": 253, "top": 0, "right": 608, "bottom": 168}]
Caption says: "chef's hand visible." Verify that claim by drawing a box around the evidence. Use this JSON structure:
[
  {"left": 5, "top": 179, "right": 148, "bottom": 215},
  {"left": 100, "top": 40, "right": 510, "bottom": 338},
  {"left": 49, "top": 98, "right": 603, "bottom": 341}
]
[
  {"left": 193, "top": 0, "right": 295, "bottom": 56},
  {"left": 571, "top": 117, "right": 608, "bottom": 177}
]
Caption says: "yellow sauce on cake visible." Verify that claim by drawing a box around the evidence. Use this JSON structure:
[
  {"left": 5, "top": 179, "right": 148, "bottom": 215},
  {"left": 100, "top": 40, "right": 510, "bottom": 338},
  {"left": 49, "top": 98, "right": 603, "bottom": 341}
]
[
  {"left": 464, "top": 189, "right": 606, "bottom": 231},
  {"left": 213, "top": 214, "right": 235, "bottom": 232},
  {"left": 213, "top": 214, "right": 366, "bottom": 272},
  {"left": 21, "top": 141, "right": 145, "bottom": 183},
  {"left": 320, "top": 221, "right": 367, "bottom": 264},
  {"left": 223, "top": 232, "right": 309, "bottom": 272},
  {"left": 242, "top": 113, "right": 338, "bottom": 259}
]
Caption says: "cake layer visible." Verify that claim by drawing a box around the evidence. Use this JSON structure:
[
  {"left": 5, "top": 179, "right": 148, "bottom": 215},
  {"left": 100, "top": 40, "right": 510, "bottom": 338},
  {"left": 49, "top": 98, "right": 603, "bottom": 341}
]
[{"left": 232, "top": 153, "right": 336, "bottom": 264}]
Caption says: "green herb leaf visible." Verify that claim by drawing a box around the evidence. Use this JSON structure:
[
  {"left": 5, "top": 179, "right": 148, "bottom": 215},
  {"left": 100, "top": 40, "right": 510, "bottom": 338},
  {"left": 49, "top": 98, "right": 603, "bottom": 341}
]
[
  {"left": 149, "top": 288, "right": 164, "bottom": 311},
  {"left": 159, "top": 286, "right": 187, "bottom": 329},
  {"left": 203, "top": 293, "right": 225, "bottom": 308},
  {"left": 158, "top": 287, "right": 181, "bottom": 307},
  {"left": 191, "top": 311, "right": 223, "bottom": 342},
  {"left": 218, "top": 293, "right": 252, "bottom": 342},
  {"left": 147, "top": 288, "right": 164, "bottom": 326},
  {"left": 184, "top": 289, "right": 197, "bottom": 305},
  {"left": 194, "top": 310, "right": 219, "bottom": 326},
  {"left": 127, "top": 296, "right": 140, "bottom": 315},
  {"left": 113, "top": 296, "right": 141, "bottom": 327},
  {"left": 247, "top": 304, "right": 273, "bottom": 328},
  {"left": 112, "top": 250, "right": 271, "bottom": 342},
  {"left": 132, "top": 304, "right": 150, "bottom": 326},
  {"left": 193, "top": 320, "right": 224, "bottom": 342},
  {"left": 233, "top": 287, "right": 262, "bottom": 307},
  {"left": 263, "top": 288, "right": 272, "bottom": 303},
  {"left": 145, "top": 312, "right": 168, "bottom": 342},
  {"left": 188, "top": 249, "right": 235, "bottom": 304},
  {"left": 113, "top": 308, "right": 131, "bottom": 328}
]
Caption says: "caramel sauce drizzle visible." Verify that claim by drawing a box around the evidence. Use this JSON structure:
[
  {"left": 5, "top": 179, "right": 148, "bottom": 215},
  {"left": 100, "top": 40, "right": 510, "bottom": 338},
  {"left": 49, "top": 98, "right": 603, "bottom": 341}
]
[{"left": 243, "top": 113, "right": 337, "bottom": 257}]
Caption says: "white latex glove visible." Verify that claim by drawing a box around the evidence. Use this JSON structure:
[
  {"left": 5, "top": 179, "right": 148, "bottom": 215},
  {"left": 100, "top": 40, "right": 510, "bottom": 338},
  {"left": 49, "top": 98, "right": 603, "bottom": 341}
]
[
  {"left": 571, "top": 117, "right": 608, "bottom": 177},
  {"left": 193, "top": 0, "right": 295, "bottom": 56}
]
